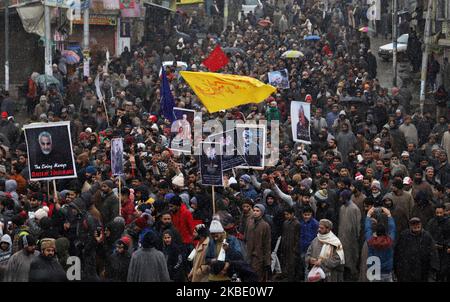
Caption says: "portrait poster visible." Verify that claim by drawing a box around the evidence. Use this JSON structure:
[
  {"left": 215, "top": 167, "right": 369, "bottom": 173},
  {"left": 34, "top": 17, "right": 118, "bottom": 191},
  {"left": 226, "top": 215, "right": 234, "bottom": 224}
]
[
  {"left": 170, "top": 107, "right": 195, "bottom": 154},
  {"left": 291, "top": 101, "right": 311, "bottom": 144},
  {"left": 268, "top": 69, "right": 289, "bottom": 89},
  {"left": 23, "top": 121, "right": 77, "bottom": 181},
  {"left": 207, "top": 129, "right": 247, "bottom": 171},
  {"left": 111, "top": 138, "right": 124, "bottom": 176},
  {"left": 235, "top": 124, "right": 266, "bottom": 170},
  {"left": 200, "top": 142, "right": 224, "bottom": 186}
]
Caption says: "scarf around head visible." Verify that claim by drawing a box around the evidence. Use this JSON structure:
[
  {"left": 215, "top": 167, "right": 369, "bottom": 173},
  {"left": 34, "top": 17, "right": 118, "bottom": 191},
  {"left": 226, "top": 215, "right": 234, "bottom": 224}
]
[{"left": 317, "top": 231, "right": 345, "bottom": 265}]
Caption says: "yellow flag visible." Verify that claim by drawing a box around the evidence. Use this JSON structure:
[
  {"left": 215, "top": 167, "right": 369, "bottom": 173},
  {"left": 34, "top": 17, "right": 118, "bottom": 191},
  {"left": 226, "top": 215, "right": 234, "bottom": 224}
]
[{"left": 180, "top": 71, "right": 277, "bottom": 113}]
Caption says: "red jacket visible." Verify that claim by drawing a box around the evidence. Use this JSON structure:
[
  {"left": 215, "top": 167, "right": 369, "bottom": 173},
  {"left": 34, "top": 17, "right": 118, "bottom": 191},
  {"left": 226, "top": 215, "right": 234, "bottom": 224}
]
[
  {"left": 171, "top": 204, "right": 195, "bottom": 245},
  {"left": 121, "top": 199, "right": 136, "bottom": 225}
]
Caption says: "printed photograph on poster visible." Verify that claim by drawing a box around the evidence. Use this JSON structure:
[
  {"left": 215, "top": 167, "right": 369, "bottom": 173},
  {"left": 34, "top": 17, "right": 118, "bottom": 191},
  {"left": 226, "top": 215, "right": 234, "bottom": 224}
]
[
  {"left": 268, "top": 69, "right": 289, "bottom": 89},
  {"left": 24, "top": 121, "right": 77, "bottom": 181},
  {"left": 111, "top": 138, "right": 124, "bottom": 176},
  {"left": 291, "top": 101, "right": 311, "bottom": 144},
  {"left": 170, "top": 107, "right": 195, "bottom": 154},
  {"left": 236, "top": 124, "right": 266, "bottom": 169},
  {"left": 200, "top": 142, "right": 224, "bottom": 186},
  {"left": 207, "top": 129, "right": 247, "bottom": 171}
]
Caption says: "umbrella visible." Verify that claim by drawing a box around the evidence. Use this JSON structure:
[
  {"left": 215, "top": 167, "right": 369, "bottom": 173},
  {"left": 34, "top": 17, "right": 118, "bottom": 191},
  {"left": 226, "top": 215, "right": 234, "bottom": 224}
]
[
  {"left": 36, "top": 74, "right": 60, "bottom": 87},
  {"left": 304, "top": 35, "right": 320, "bottom": 41},
  {"left": 281, "top": 50, "right": 304, "bottom": 58},
  {"left": 358, "top": 26, "right": 375, "bottom": 33},
  {"left": 62, "top": 50, "right": 80, "bottom": 64},
  {"left": 258, "top": 19, "right": 272, "bottom": 27},
  {"left": 223, "top": 47, "right": 246, "bottom": 56}
]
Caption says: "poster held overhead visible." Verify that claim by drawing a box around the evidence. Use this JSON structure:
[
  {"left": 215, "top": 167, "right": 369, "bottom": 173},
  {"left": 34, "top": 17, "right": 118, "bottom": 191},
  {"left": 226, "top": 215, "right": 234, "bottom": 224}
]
[
  {"left": 200, "top": 142, "right": 224, "bottom": 187},
  {"left": 291, "top": 101, "right": 312, "bottom": 144},
  {"left": 268, "top": 69, "right": 290, "bottom": 89},
  {"left": 235, "top": 124, "right": 266, "bottom": 170},
  {"left": 207, "top": 129, "right": 247, "bottom": 171},
  {"left": 111, "top": 138, "right": 124, "bottom": 176},
  {"left": 170, "top": 107, "right": 195, "bottom": 154},
  {"left": 24, "top": 121, "right": 77, "bottom": 181}
]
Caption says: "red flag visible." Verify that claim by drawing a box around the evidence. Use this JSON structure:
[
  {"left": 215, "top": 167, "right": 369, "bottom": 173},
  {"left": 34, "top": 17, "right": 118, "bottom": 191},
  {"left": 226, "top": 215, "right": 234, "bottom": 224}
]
[{"left": 202, "top": 45, "right": 229, "bottom": 72}]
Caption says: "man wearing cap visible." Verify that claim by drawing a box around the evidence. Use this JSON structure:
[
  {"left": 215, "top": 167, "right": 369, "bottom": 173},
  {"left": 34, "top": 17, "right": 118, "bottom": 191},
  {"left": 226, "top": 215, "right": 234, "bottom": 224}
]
[
  {"left": 104, "top": 236, "right": 132, "bottom": 282},
  {"left": 28, "top": 238, "right": 66, "bottom": 282},
  {"left": 305, "top": 219, "right": 345, "bottom": 282},
  {"left": 244, "top": 204, "right": 271, "bottom": 282},
  {"left": 332, "top": 110, "right": 352, "bottom": 134},
  {"left": 4, "top": 234, "right": 39, "bottom": 282},
  {"left": 99, "top": 180, "right": 119, "bottom": 226},
  {"left": 394, "top": 217, "right": 439, "bottom": 281},
  {"left": 239, "top": 174, "right": 258, "bottom": 201},
  {"left": 168, "top": 195, "right": 195, "bottom": 257}
]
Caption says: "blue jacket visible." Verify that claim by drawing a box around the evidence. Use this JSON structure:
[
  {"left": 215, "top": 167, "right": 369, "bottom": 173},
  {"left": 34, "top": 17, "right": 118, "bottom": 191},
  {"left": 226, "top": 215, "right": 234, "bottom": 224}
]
[
  {"left": 299, "top": 218, "right": 319, "bottom": 254},
  {"left": 365, "top": 216, "right": 396, "bottom": 274},
  {"left": 241, "top": 185, "right": 258, "bottom": 201}
]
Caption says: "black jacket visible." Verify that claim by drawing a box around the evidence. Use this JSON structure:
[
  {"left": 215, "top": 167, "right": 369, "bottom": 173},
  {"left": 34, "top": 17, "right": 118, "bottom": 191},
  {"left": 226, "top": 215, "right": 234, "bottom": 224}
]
[
  {"left": 105, "top": 251, "right": 131, "bottom": 282},
  {"left": 29, "top": 254, "right": 67, "bottom": 282}
]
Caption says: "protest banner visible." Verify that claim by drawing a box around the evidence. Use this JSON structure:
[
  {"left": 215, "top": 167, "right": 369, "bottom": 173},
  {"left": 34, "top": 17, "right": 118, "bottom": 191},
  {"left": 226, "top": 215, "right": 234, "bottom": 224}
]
[{"left": 24, "top": 121, "right": 77, "bottom": 181}]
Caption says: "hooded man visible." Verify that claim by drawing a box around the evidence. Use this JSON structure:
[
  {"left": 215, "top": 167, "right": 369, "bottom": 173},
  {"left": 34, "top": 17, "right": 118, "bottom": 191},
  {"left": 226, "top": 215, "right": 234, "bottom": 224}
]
[
  {"left": 305, "top": 219, "right": 345, "bottom": 282},
  {"left": 28, "top": 238, "right": 66, "bottom": 282},
  {"left": 127, "top": 231, "right": 170, "bottom": 282},
  {"left": 244, "top": 204, "right": 272, "bottom": 282},
  {"left": 4, "top": 234, "right": 39, "bottom": 282},
  {"left": 0, "top": 234, "right": 12, "bottom": 280},
  {"left": 105, "top": 236, "right": 132, "bottom": 282},
  {"left": 338, "top": 189, "right": 361, "bottom": 280}
]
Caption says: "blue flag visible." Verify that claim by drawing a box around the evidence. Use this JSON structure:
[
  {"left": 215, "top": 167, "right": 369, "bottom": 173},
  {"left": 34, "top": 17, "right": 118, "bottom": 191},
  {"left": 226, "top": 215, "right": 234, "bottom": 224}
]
[{"left": 160, "top": 68, "right": 176, "bottom": 122}]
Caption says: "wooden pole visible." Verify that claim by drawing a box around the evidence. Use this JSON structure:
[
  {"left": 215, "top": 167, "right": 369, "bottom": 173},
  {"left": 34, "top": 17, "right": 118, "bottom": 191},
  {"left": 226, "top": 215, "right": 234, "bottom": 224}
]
[
  {"left": 52, "top": 180, "right": 57, "bottom": 203},
  {"left": 212, "top": 186, "right": 216, "bottom": 215},
  {"left": 118, "top": 176, "right": 122, "bottom": 217}
]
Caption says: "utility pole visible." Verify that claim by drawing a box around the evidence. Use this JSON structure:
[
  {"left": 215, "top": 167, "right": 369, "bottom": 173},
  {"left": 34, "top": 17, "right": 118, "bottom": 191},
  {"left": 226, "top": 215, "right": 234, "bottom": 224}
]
[
  {"left": 5, "top": 0, "right": 9, "bottom": 91},
  {"left": 223, "top": 0, "right": 229, "bottom": 33},
  {"left": 419, "top": 0, "right": 434, "bottom": 115},
  {"left": 4, "top": 0, "right": 9, "bottom": 91},
  {"left": 83, "top": 1, "right": 90, "bottom": 77},
  {"left": 44, "top": 3, "right": 53, "bottom": 76},
  {"left": 392, "top": 0, "right": 398, "bottom": 86}
]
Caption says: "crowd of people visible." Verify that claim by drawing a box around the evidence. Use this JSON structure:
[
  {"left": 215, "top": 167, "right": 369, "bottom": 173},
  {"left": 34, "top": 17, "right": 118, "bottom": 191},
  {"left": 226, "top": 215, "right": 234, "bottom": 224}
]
[{"left": 0, "top": 0, "right": 449, "bottom": 282}]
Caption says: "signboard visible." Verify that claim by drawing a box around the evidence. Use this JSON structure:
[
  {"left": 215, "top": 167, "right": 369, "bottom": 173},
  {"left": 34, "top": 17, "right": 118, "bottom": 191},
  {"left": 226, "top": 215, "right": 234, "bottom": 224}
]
[
  {"left": 176, "top": 0, "right": 203, "bottom": 4},
  {"left": 73, "top": 15, "right": 117, "bottom": 26}
]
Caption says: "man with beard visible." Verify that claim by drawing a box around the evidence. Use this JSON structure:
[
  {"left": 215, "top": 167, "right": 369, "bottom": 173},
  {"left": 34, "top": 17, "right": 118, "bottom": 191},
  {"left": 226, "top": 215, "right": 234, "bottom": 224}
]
[
  {"left": 4, "top": 234, "right": 39, "bottom": 282},
  {"left": 104, "top": 236, "right": 132, "bottom": 282},
  {"left": 338, "top": 189, "right": 361, "bottom": 281},
  {"left": 28, "top": 238, "right": 66, "bottom": 282},
  {"left": 305, "top": 219, "right": 345, "bottom": 282},
  {"left": 188, "top": 224, "right": 210, "bottom": 282},
  {"left": 425, "top": 205, "right": 450, "bottom": 281},
  {"left": 336, "top": 123, "right": 357, "bottom": 163},
  {"left": 390, "top": 179, "right": 415, "bottom": 219},
  {"left": 154, "top": 211, "right": 182, "bottom": 250},
  {"left": 98, "top": 180, "right": 119, "bottom": 226},
  {"left": 394, "top": 217, "right": 439, "bottom": 281}
]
